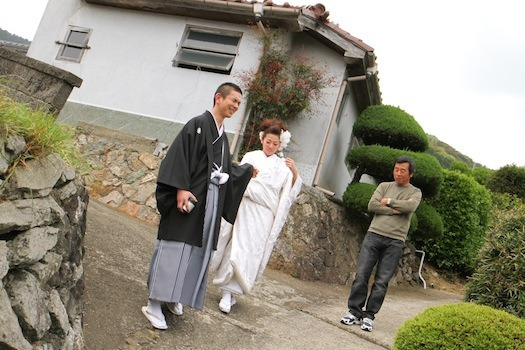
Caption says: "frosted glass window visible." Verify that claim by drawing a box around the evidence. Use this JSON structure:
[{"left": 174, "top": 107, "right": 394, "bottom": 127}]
[
  {"left": 173, "top": 27, "right": 242, "bottom": 74},
  {"left": 56, "top": 26, "right": 91, "bottom": 62}
]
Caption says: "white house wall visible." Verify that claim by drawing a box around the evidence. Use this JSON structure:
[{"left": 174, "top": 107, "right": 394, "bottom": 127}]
[
  {"left": 28, "top": 0, "right": 262, "bottom": 131},
  {"left": 317, "top": 86, "right": 360, "bottom": 199},
  {"left": 285, "top": 32, "right": 347, "bottom": 187}
]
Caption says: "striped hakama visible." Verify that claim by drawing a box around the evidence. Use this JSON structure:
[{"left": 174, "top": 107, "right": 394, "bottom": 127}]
[{"left": 147, "top": 176, "right": 221, "bottom": 310}]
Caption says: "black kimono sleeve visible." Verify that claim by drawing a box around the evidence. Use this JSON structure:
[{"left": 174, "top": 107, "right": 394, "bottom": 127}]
[{"left": 222, "top": 162, "right": 253, "bottom": 224}]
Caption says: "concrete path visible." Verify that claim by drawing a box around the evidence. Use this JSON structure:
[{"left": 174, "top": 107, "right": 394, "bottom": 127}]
[{"left": 83, "top": 200, "right": 461, "bottom": 349}]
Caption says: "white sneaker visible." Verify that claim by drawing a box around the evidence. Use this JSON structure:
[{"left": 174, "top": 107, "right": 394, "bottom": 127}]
[
  {"left": 141, "top": 306, "right": 167, "bottom": 330},
  {"left": 341, "top": 311, "right": 361, "bottom": 325},
  {"left": 361, "top": 317, "right": 374, "bottom": 332},
  {"left": 167, "top": 302, "right": 183, "bottom": 316},
  {"left": 219, "top": 295, "right": 237, "bottom": 314}
]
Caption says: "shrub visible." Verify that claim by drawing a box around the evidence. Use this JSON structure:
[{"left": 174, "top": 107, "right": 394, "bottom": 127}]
[
  {"left": 487, "top": 164, "right": 525, "bottom": 200},
  {"left": 465, "top": 195, "right": 525, "bottom": 318},
  {"left": 347, "top": 145, "right": 443, "bottom": 197},
  {"left": 393, "top": 303, "right": 525, "bottom": 350},
  {"left": 425, "top": 170, "right": 492, "bottom": 273},
  {"left": 342, "top": 182, "right": 376, "bottom": 224},
  {"left": 353, "top": 105, "right": 428, "bottom": 152},
  {"left": 472, "top": 167, "right": 493, "bottom": 187},
  {"left": 409, "top": 203, "right": 443, "bottom": 248},
  {"left": 238, "top": 30, "right": 332, "bottom": 155},
  {"left": 449, "top": 160, "right": 472, "bottom": 176}
]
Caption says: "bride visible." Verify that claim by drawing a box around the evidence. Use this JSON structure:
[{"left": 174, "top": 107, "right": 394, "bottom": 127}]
[{"left": 211, "top": 118, "right": 302, "bottom": 313}]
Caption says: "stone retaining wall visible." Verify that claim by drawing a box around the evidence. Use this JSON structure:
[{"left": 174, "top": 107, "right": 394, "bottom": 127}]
[
  {"left": 1, "top": 137, "right": 88, "bottom": 350},
  {"left": 0, "top": 48, "right": 82, "bottom": 114},
  {"left": 78, "top": 123, "right": 421, "bottom": 287}
]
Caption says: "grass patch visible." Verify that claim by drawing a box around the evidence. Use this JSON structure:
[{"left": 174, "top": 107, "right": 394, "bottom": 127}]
[{"left": 0, "top": 92, "right": 87, "bottom": 183}]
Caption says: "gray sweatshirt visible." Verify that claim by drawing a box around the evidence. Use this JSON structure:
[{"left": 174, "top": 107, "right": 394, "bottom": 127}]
[{"left": 367, "top": 181, "right": 422, "bottom": 242}]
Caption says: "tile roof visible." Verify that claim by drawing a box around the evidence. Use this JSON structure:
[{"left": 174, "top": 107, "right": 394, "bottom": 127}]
[{"left": 219, "top": 1, "right": 374, "bottom": 52}]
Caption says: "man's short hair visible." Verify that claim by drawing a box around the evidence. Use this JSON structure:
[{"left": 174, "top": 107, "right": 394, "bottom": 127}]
[
  {"left": 395, "top": 156, "right": 416, "bottom": 174},
  {"left": 213, "top": 82, "right": 242, "bottom": 106}
]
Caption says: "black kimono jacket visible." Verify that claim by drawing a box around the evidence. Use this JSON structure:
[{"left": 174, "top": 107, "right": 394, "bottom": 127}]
[{"left": 155, "top": 111, "right": 252, "bottom": 249}]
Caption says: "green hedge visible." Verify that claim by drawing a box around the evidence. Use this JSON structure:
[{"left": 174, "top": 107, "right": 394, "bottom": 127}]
[
  {"left": 343, "top": 182, "right": 418, "bottom": 234},
  {"left": 347, "top": 145, "right": 443, "bottom": 197},
  {"left": 353, "top": 105, "right": 428, "bottom": 152},
  {"left": 465, "top": 196, "right": 525, "bottom": 318},
  {"left": 342, "top": 182, "right": 376, "bottom": 224},
  {"left": 487, "top": 164, "right": 525, "bottom": 200},
  {"left": 409, "top": 203, "right": 443, "bottom": 247},
  {"left": 393, "top": 303, "right": 525, "bottom": 350},
  {"left": 425, "top": 170, "right": 492, "bottom": 273},
  {"left": 472, "top": 167, "right": 493, "bottom": 187},
  {"left": 449, "top": 160, "right": 472, "bottom": 176}
]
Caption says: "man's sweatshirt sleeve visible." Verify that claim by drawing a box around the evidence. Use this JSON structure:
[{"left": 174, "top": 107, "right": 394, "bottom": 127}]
[
  {"left": 390, "top": 188, "right": 422, "bottom": 213},
  {"left": 368, "top": 183, "right": 394, "bottom": 215}
]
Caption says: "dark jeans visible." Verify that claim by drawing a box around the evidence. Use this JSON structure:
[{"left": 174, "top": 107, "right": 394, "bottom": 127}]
[{"left": 347, "top": 231, "right": 404, "bottom": 320}]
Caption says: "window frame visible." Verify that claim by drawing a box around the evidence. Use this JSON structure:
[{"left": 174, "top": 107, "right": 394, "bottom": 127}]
[
  {"left": 173, "top": 26, "right": 243, "bottom": 74},
  {"left": 56, "top": 26, "right": 92, "bottom": 63}
]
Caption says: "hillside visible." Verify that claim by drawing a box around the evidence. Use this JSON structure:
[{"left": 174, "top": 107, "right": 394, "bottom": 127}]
[
  {"left": 426, "top": 134, "right": 484, "bottom": 169},
  {"left": 0, "top": 27, "right": 30, "bottom": 44}
]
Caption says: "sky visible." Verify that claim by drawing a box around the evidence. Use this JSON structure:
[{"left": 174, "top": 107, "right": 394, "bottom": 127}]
[{"left": 1, "top": 0, "right": 524, "bottom": 169}]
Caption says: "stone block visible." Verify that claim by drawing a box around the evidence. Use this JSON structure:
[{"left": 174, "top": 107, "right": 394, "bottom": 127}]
[
  {"left": 27, "top": 252, "right": 63, "bottom": 285},
  {"left": 0, "top": 198, "right": 65, "bottom": 235},
  {"left": 0, "top": 284, "right": 33, "bottom": 350},
  {"left": 11, "top": 154, "right": 67, "bottom": 196},
  {"left": 7, "top": 226, "right": 59, "bottom": 267},
  {"left": 48, "top": 289, "right": 72, "bottom": 338},
  {"left": 6, "top": 135, "right": 26, "bottom": 159},
  {"left": 131, "top": 182, "right": 156, "bottom": 204},
  {"left": 124, "top": 167, "right": 147, "bottom": 184},
  {"left": 119, "top": 200, "right": 141, "bottom": 217},
  {"left": 139, "top": 153, "right": 159, "bottom": 170},
  {"left": 5, "top": 270, "right": 52, "bottom": 341},
  {"left": 99, "top": 190, "right": 124, "bottom": 206},
  {"left": 0, "top": 242, "right": 8, "bottom": 280}
]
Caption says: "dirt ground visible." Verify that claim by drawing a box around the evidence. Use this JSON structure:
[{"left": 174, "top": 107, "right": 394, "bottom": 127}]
[{"left": 421, "top": 264, "right": 466, "bottom": 295}]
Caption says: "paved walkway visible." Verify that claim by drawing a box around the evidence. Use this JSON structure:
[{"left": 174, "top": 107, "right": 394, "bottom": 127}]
[{"left": 83, "top": 200, "right": 461, "bottom": 349}]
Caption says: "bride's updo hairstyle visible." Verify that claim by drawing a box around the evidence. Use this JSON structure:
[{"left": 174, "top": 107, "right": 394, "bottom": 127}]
[{"left": 259, "top": 118, "right": 288, "bottom": 140}]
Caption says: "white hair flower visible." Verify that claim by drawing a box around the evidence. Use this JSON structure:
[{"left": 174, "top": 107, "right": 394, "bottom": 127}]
[{"left": 278, "top": 130, "right": 291, "bottom": 152}]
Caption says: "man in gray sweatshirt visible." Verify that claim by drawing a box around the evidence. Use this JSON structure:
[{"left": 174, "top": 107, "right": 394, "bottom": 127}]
[{"left": 341, "top": 156, "right": 422, "bottom": 332}]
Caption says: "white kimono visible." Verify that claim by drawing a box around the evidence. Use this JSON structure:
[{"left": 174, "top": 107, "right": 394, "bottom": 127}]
[{"left": 211, "top": 150, "right": 302, "bottom": 294}]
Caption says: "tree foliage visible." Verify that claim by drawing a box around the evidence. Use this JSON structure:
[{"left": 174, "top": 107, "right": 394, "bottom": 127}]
[
  {"left": 465, "top": 193, "right": 525, "bottom": 318},
  {"left": 425, "top": 134, "right": 481, "bottom": 168},
  {"left": 409, "top": 203, "right": 443, "bottom": 247},
  {"left": 449, "top": 160, "right": 472, "bottom": 176},
  {"left": 472, "top": 167, "right": 493, "bottom": 187},
  {"left": 487, "top": 164, "right": 525, "bottom": 200},
  {"left": 353, "top": 105, "right": 428, "bottom": 152},
  {"left": 425, "top": 170, "right": 492, "bottom": 273}
]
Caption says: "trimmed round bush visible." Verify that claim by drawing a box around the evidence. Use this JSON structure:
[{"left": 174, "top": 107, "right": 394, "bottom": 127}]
[
  {"left": 449, "top": 160, "right": 472, "bottom": 176},
  {"left": 426, "top": 170, "right": 492, "bottom": 273},
  {"left": 393, "top": 303, "right": 525, "bottom": 350},
  {"left": 472, "top": 167, "right": 493, "bottom": 187},
  {"left": 487, "top": 164, "right": 525, "bottom": 199},
  {"left": 409, "top": 203, "right": 443, "bottom": 247},
  {"left": 347, "top": 145, "right": 443, "bottom": 197},
  {"left": 465, "top": 198, "right": 525, "bottom": 318},
  {"left": 353, "top": 105, "right": 428, "bottom": 152},
  {"left": 342, "top": 182, "right": 376, "bottom": 224}
]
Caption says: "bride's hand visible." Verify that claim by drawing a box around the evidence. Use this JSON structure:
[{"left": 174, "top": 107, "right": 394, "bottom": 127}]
[{"left": 285, "top": 158, "right": 298, "bottom": 175}]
